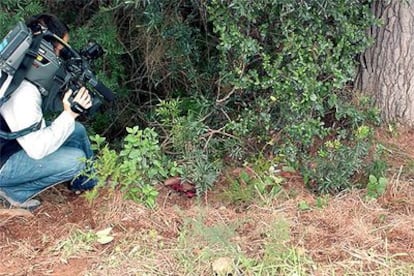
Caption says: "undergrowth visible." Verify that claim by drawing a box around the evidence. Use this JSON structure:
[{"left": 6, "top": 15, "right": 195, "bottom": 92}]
[{"left": 1, "top": 1, "right": 387, "bottom": 203}]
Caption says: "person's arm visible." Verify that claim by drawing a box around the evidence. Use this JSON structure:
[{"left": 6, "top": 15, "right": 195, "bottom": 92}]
[
  {"left": 1, "top": 81, "right": 91, "bottom": 159},
  {"left": 0, "top": 80, "right": 74, "bottom": 159}
]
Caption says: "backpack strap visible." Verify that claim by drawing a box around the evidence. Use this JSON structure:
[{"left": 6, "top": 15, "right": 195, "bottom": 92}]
[
  {"left": 0, "top": 117, "right": 42, "bottom": 140},
  {"left": 0, "top": 72, "right": 7, "bottom": 87},
  {"left": 0, "top": 34, "right": 44, "bottom": 140}
]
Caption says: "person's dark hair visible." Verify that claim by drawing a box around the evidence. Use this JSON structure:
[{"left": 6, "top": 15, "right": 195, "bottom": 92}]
[{"left": 26, "top": 13, "right": 69, "bottom": 39}]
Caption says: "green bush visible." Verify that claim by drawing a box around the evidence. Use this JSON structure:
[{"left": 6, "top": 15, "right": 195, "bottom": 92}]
[
  {"left": 2, "top": 0, "right": 385, "bottom": 198},
  {"left": 155, "top": 98, "right": 221, "bottom": 195},
  {"left": 206, "top": 0, "right": 380, "bottom": 192},
  {"left": 89, "top": 127, "right": 182, "bottom": 208},
  {"left": 63, "top": 0, "right": 382, "bottom": 195}
]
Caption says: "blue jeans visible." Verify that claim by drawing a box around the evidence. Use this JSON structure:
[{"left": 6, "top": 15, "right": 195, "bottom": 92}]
[{"left": 0, "top": 122, "right": 97, "bottom": 203}]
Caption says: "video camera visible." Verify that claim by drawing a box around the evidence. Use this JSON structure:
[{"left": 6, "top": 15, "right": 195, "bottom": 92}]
[
  {"left": 0, "top": 22, "right": 114, "bottom": 115},
  {"left": 47, "top": 33, "right": 115, "bottom": 114}
]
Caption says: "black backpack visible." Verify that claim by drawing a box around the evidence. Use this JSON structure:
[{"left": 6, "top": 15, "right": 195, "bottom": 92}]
[
  {"left": 0, "top": 23, "right": 44, "bottom": 141},
  {"left": 0, "top": 114, "right": 24, "bottom": 167},
  {"left": 0, "top": 24, "right": 45, "bottom": 166}
]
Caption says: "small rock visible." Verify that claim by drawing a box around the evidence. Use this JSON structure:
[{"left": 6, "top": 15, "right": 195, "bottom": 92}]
[{"left": 212, "top": 256, "right": 236, "bottom": 276}]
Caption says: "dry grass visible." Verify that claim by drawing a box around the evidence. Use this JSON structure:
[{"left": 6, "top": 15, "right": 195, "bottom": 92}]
[
  {"left": 1, "top": 127, "right": 414, "bottom": 275},
  {"left": 1, "top": 178, "right": 414, "bottom": 275}
]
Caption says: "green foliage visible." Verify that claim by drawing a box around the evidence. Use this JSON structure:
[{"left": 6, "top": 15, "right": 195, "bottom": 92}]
[
  {"left": 44, "top": 1, "right": 386, "bottom": 197},
  {"left": 54, "top": 229, "right": 97, "bottom": 261},
  {"left": 251, "top": 219, "right": 314, "bottom": 275},
  {"left": 302, "top": 126, "right": 372, "bottom": 194},
  {"left": 367, "top": 144, "right": 388, "bottom": 178},
  {"left": 0, "top": 0, "right": 43, "bottom": 37},
  {"left": 298, "top": 200, "right": 311, "bottom": 211},
  {"left": 89, "top": 135, "right": 119, "bottom": 183},
  {"left": 89, "top": 127, "right": 182, "bottom": 208},
  {"left": 366, "top": 175, "right": 387, "bottom": 200},
  {"left": 181, "top": 152, "right": 220, "bottom": 196},
  {"left": 105, "top": 0, "right": 217, "bottom": 101},
  {"left": 117, "top": 126, "right": 179, "bottom": 207},
  {"left": 315, "top": 195, "right": 330, "bottom": 209},
  {"left": 221, "top": 161, "right": 283, "bottom": 206},
  {"left": 2, "top": 0, "right": 387, "bottom": 198},
  {"left": 155, "top": 99, "right": 221, "bottom": 195},
  {"left": 366, "top": 144, "right": 388, "bottom": 199},
  {"left": 222, "top": 170, "right": 257, "bottom": 206},
  {"left": 207, "top": 0, "right": 380, "bottom": 192},
  {"left": 365, "top": 143, "right": 388, "bottom": 200},
  {"left": 54, "top": 227, "right": 114, "bottom": 261},
  {"left": 225, "top": 98, "right": 273, "bottom": 153}
]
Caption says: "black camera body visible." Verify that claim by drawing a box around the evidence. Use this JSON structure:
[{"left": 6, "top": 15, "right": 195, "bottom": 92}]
[{"left": 58, "top": 40, "right": 114, "bottom": 115}]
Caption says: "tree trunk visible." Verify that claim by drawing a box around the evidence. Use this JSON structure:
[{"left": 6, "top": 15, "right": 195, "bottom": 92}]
[{"left": 356, "top": 0, "right": 414, "bottom": 126}]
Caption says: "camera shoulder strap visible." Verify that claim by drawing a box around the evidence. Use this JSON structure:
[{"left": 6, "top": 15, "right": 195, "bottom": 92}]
[{"left": 0, "top": 33, "right": 44, "bottom": 140}]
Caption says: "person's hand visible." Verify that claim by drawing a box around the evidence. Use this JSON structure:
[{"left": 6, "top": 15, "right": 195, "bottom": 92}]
[{"left": 62, "top": 87, "right": 92, "bottom": 119}]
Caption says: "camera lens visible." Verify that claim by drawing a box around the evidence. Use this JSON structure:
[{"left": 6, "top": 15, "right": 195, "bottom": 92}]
[{"left": 82, "top": 42, "right": 103, "bottom": 60}]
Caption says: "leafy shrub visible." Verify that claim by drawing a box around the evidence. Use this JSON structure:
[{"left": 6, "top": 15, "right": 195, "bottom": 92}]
[
  {"left": 366, "top": 175, "right": 387, "bottom": 200},
  {"left": 221, "top": 161, "right": 283, "bottom": 206},
  {"left": 111, "top": 0, "right": 381, "bottom": 195},
  {"left": 301, "top": 125, "right": 373, "bottom": 193},
  {"left": 155, "top": 99, "right": 221, "bottom": 194},
  {"left": 2, "top": 0, "right": 386, "bottom": 198},
  {"left": 89, "top": 127, "right": 182, "bottom": 208},
  {"left": 207, "top": 0, "right": 380, "bottom": 192}
]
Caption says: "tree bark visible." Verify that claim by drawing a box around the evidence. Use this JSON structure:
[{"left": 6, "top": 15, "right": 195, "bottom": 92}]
[{"left": 356, "top": 0, "right": 414, "bottom": 126}]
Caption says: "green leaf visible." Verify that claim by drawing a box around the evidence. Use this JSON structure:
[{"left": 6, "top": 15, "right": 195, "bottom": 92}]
[{"left": 298, "top": 200, "right": 311, "bottom": 211}]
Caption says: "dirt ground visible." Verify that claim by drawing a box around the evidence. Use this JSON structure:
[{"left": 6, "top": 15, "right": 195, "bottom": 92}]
[{"left": 1, "top": 127, "right": 414, "bottom": 275}]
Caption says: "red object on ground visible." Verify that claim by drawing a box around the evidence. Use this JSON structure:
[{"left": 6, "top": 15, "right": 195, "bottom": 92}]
[{"left": 164, "top": 177, "right": 196, "bottom": 198}]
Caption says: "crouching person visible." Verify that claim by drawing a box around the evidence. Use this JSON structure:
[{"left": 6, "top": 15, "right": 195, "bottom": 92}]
[{"left": 0, "top": 13, "right": 97, "bottom": 209}]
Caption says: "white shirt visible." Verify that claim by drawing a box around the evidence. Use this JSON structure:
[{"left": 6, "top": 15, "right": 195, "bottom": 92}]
[{"left": 0, "top": 71, "right": 75, "bottom": 159}]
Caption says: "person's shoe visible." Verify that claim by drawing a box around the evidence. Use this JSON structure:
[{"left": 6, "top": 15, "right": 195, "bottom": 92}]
[
  {"left": 0, "top": 189, "right": 41, "bottom": 209},
  {"left": 69, "top": 176, "right": 97, "bottom": 194}
]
